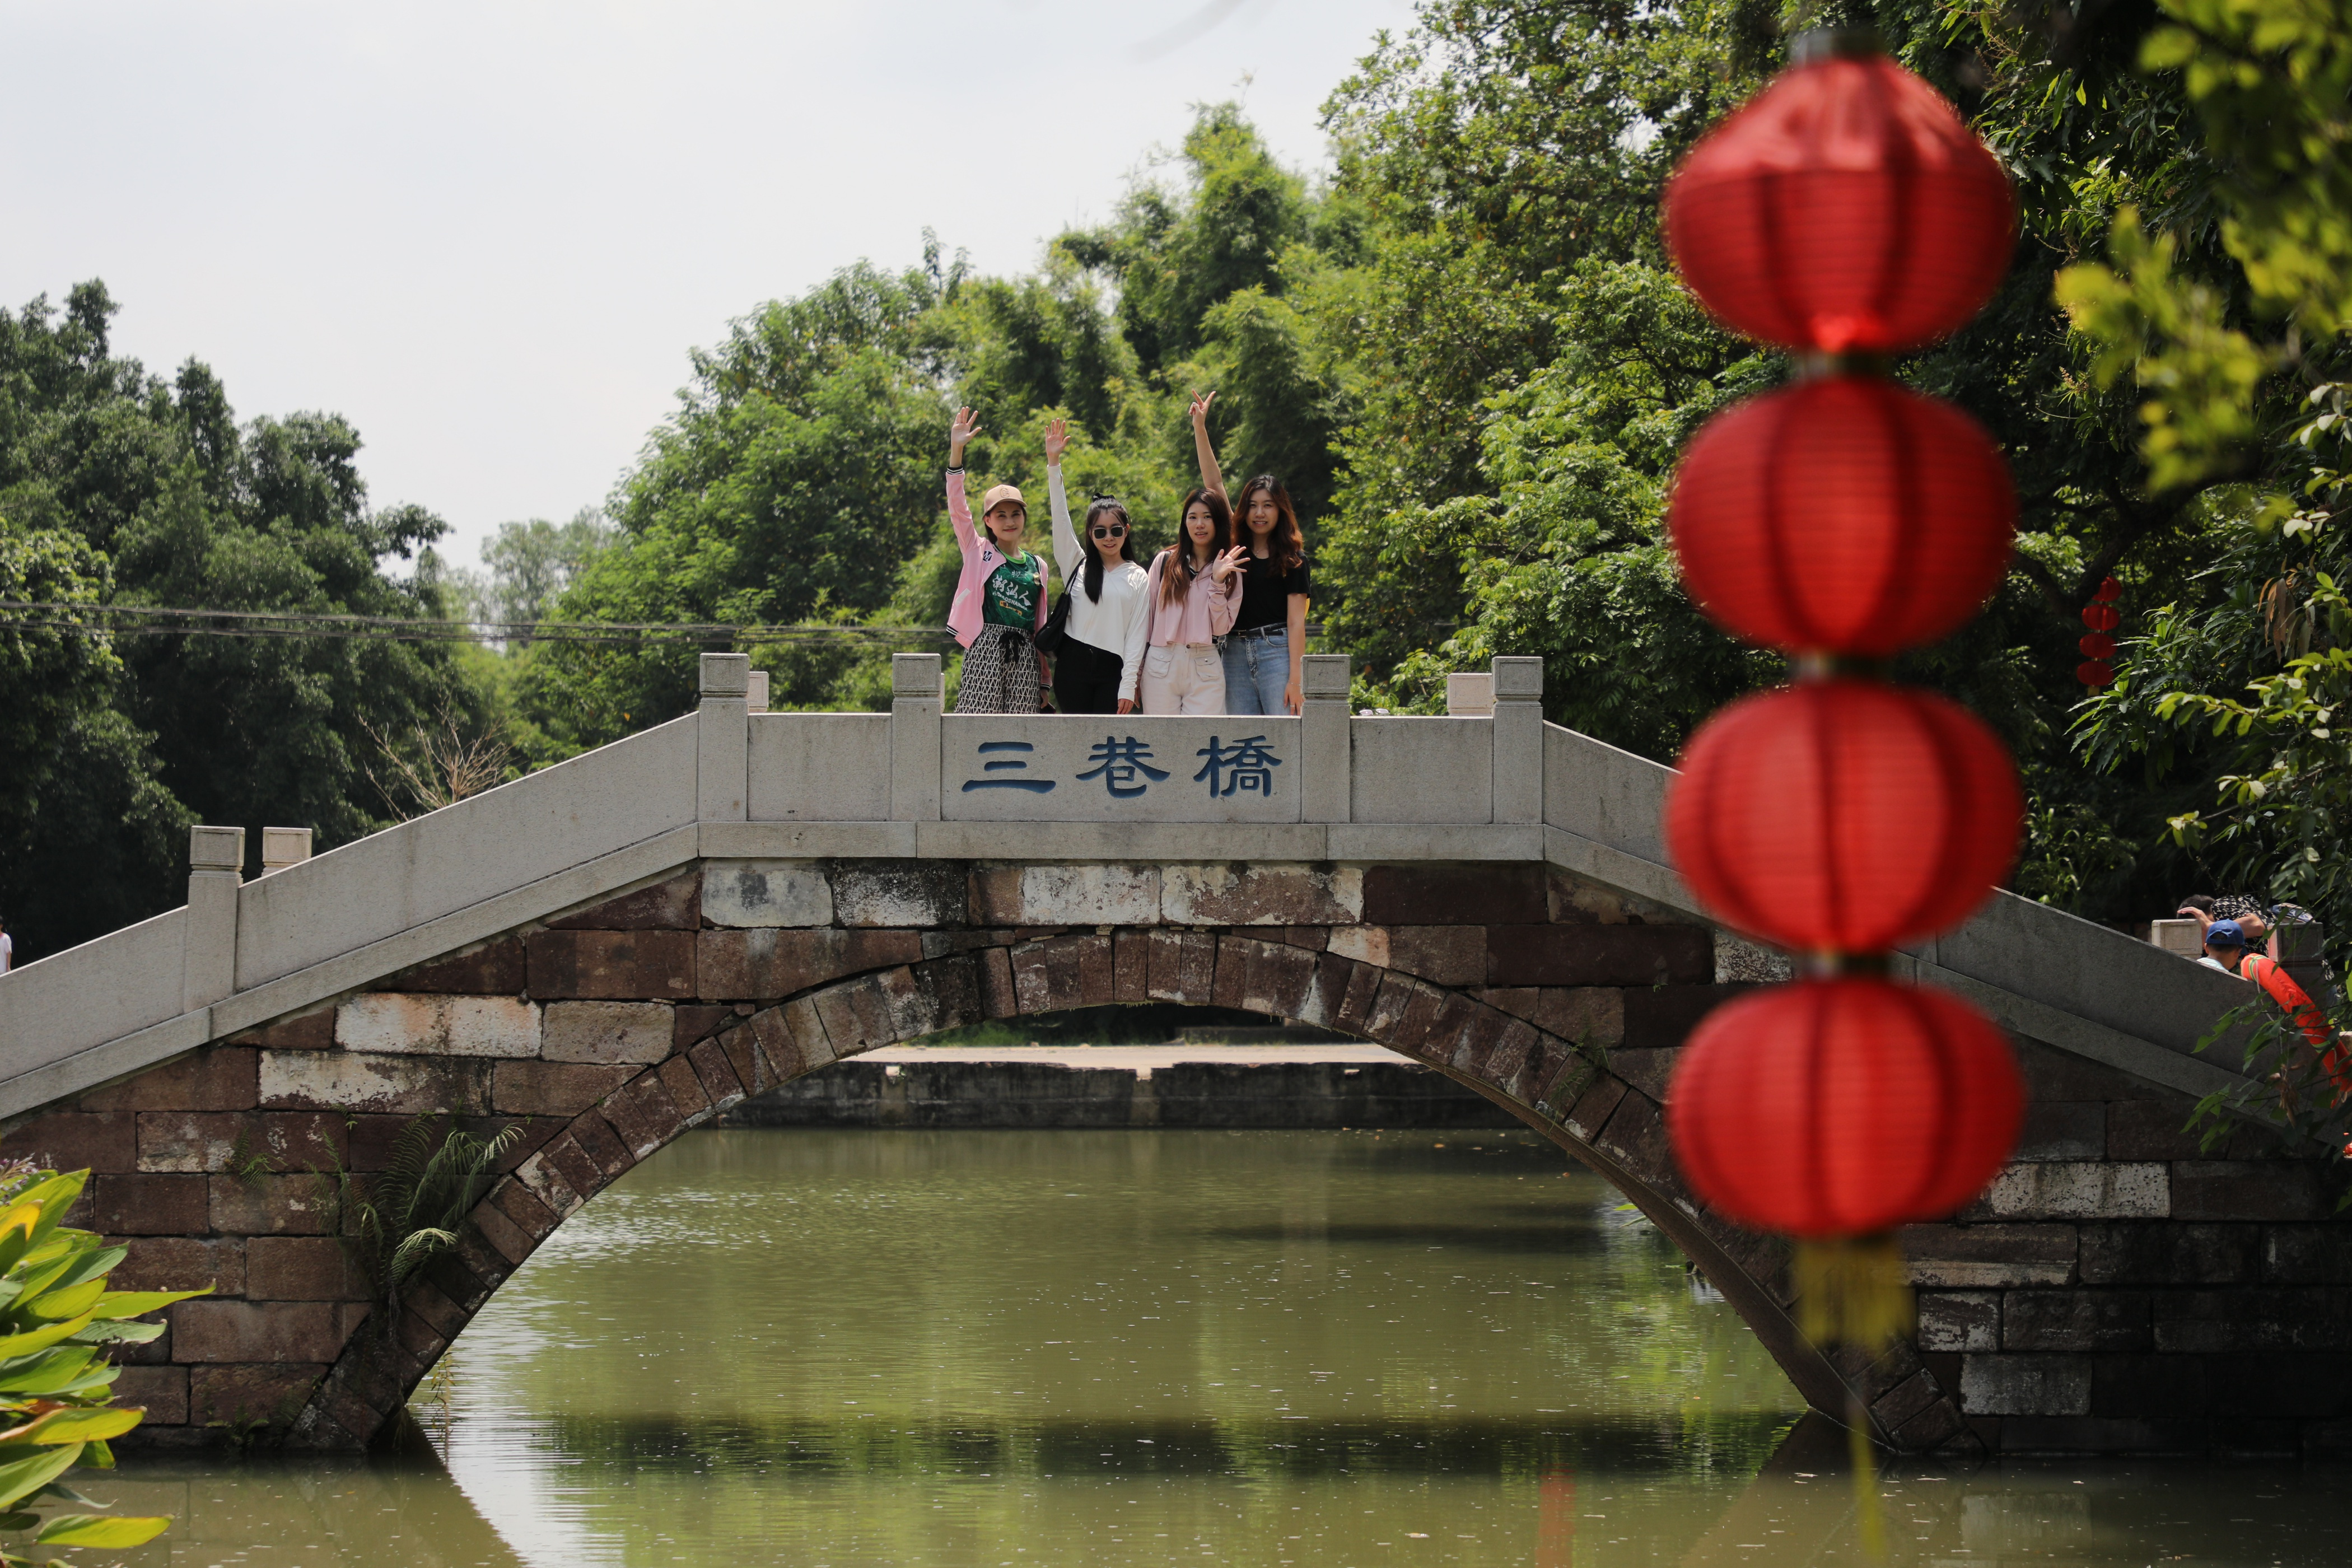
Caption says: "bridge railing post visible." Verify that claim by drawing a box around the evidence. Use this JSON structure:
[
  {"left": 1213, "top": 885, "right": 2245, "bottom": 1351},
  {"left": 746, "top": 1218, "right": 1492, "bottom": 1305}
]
[
  {"left": 1301, "top": 654, "right": 1351, "bottom": 823},
  {"left": 1491, "top": 656, "right": 1543, "bottom": 824},
  {"left": 698, "top": 654, "right": 750, "bottom": 823},
  {"left": 890, "top": 653, "right": 943, "bottom": 822},
  {"left": 183, "top": 825, "right": 244, "bottom": 1014}
]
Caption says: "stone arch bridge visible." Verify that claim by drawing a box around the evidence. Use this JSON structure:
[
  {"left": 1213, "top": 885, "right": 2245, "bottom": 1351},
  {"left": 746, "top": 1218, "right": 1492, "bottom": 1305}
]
[{"left": 0, "top": 655, "right": 2340, "bottom": 1455}]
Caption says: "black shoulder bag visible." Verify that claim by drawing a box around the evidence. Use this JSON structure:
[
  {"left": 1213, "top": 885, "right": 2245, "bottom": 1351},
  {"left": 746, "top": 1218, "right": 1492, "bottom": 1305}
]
[{"left": 1033, "top": 558, "right": 1082, "bottom": 656}]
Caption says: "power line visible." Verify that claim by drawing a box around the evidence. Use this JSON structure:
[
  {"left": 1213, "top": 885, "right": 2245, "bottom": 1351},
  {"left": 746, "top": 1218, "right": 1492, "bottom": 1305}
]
[{"left": 0, "top": 601, "right": 957, "bottom": 648}]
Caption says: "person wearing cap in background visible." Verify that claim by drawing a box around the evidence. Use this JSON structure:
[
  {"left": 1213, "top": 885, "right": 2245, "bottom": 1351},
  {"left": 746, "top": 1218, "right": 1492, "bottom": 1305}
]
[
  {"left": 944, "top": 407, "right": 1051, "bottom": 714},
  {"left": 2199, "top": 919, "right": 2252, "bottom": 974}
]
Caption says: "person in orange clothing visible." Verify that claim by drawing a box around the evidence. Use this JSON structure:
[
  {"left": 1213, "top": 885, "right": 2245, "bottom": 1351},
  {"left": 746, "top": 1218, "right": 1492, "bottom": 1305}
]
[{"left": 2208, "top": 921, "right": 2351, "bottom": 1146}]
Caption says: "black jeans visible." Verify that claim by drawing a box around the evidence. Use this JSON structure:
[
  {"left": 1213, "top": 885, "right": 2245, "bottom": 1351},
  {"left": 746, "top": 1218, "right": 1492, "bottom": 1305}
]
[{"left": 1053, "top": 636, "right": 1128, "bottom": 715}]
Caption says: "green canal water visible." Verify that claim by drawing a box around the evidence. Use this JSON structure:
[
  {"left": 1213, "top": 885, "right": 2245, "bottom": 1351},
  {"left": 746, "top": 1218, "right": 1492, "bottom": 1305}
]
[{"left": 104, "top": 1128, "right": 2352, "bottom": 1566}]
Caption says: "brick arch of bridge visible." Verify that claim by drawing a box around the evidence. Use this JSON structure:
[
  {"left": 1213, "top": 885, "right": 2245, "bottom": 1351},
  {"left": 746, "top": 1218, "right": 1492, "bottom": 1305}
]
[{"left": 4, "top": 858, "right": 1968, "bottom": 1454}]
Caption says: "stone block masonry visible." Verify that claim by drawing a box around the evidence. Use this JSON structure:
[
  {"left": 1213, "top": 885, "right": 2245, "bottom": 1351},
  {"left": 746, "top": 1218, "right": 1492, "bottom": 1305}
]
[{"left": 2, "top": 855, "right": 2343, "bottom": 1458}]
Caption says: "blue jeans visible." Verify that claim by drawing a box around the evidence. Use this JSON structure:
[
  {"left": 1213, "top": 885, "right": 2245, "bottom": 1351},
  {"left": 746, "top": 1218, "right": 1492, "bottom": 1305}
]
[{"left": 1220, "top": 628, "right": 1292, "bottom": 716}]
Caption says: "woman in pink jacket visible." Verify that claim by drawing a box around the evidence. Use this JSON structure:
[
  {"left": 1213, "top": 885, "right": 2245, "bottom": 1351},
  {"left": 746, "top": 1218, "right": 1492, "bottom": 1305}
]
[
  {"left": 944, "top": 407, "right": 1050, "bottom": 713},
  {"left": 1138, "top": 489, "right": 1247, "bottom": 714}
]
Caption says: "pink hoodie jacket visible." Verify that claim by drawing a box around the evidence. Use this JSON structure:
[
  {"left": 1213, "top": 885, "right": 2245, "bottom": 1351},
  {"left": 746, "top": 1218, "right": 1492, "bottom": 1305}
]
[{"left": 945, "top": 469, "right": 1049, "bottom": 654}]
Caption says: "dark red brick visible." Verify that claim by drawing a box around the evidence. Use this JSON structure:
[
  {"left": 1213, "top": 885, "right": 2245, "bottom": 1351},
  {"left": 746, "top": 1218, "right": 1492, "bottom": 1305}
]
[
  {"left": 1283, "top": 926, "right": 1331, "bottom": 952},
  {"left": 537, "top": 1131, "right": 606, "bottom": 1207},
  {"left": 174, "top": 1301, "right": 351, "bottom": 1363},
  {"left": 81, "top": 1048, "right": 259, "bottom": 1113},
  {"left": 210, "top": 1174, "right": 335, "bottom": 1236},
  {"left": 1, "top": 1112, "right": 137, "bottom": 1172},
  {"left": 697, "top": 927, "right": 922, "bottom": 1001},
  {"left": 468, "top": 1201, "right": 536, "bottom": 1268},
  {"left": 1076, "top": 935, "right": 1117, "bottom": 1007},
  {"left": 1362, "top": 864, "right": 1546, "bottom": 926},
  {"left": 378, "top": 937, "right": 527, "bottom": 995},
  {"left": 1622, "top": 986, "right": 1743, "bottom": 1049},
  {"left": 687, "top": 1039, "right": 745, "bottom": 1107},
  {"left": 1333, "top": 959, "right": 1383, "bottom": 1035},
  {"left": 544, "top": 870, "right": 700, "bottom": 930},
  {"left": 717, "top": 1021, "right": 769, "bottom": 1096},
  {"left": 568, "top": 1110, "right": 634, "bottom": 1179},
  {"left": 134, "top": 1110, "right": 346, "bottom": 1174},
  {"left": 1486, "top": 924, "right": 1712, "bottom": 986},
  {"left": 92, "top": 1173, "right": 208, "bottom": 1234},
  {"left": 2003, "top": 1290, "right": 2154, "bottom": 1351},
  {"left": 979, "top": 946, "right": 1018, "bottom": 1018},
  {"left": 526, "top": 930, "right": 697, "bottom": 999},
  {"left": 1113, "top": 932, "right": 1150, "bottom": 1003},
  {"left": 2080, "top": 1223, "right": 2258, "bottom": 1286},
  {"left": 2172, "top": 1161, "right": 2327, "bottom": 1222},
  {"left": 405, "top": 1276, "right": 467, "bottom": 1341},
  {"left": 601, "top": 1074, "right": 684, "bottom": 1159},
  {"left": 673, "top": 1004, "right": 736, "bottom": 1051},
  {"left": 913, "top": 954, "right": 983, "bottom": 1036},
  {"left": 226, "top": 1009, "right": 336, "bottom": 1050},
  {"left": 247, "top": 1236, "right": 367, "bottom": 1300},
  {"left": 188, "top": 1363, "right": 324, "bottom": 1427},
  {"left": 656, "top": 1055, "right": 711, "bottom": 1121},
  {"left": 115, "top": 1235, "right": 244, "bottom": 1297},
  {"left": 493, "top": 1061, "right": 636, "bottom": 1118},
  {"left": 2263, "top": 1224, "right": 2352, "bottom": 1284},
  {"left": 114, "top": 1365, "right": 188, "bottom": 1425},
  {"left": 491, "top": 1178, "right": 559, "bottom": 1243},
  {"left": 1607, "top": 1047, "right": 1681, "bottom": 1103}
]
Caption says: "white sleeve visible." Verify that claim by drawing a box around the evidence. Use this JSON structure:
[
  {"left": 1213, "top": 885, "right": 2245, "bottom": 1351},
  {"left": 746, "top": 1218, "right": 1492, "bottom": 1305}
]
[
  {"left": 1049, "top": 464, "right": 1078, "bottom": 581},
  {"left": 1119, "top": 568, "right": 1149, "bottom": 697}
]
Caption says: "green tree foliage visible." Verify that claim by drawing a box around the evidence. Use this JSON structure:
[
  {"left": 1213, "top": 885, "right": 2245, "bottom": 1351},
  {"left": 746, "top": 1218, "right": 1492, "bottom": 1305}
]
[
  {"left": 452, "top": 508, "right": 615, "bottom": 637},
  {"left": 0, "top": 283, "right": 478, "bottom": 958},
  {"left": 2066, "top": 0, "right": 2352, "bottom": 1018}
]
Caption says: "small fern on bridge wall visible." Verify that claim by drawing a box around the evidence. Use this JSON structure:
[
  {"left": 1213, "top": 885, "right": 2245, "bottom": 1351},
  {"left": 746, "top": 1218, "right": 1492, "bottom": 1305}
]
[{"left": 319, "top": 1115, "right": 524, "bottom": 1326}]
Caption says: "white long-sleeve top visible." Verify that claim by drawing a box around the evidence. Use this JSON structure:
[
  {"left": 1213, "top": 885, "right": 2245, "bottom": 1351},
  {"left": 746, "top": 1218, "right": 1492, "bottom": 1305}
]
[{"left": 1048, "top": 465, "right": 1152, "bottom": 701}]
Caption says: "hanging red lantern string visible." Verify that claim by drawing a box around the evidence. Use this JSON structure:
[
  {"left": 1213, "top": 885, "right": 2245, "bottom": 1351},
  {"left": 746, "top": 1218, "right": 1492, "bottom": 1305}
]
[
  {"left": 1669, "top": 375, "right": 2015, "bottom": 656},
  {"left": 1665, "top": 680, "right": 2023, "bottom": 954},
  {"left": 1655, "top": 26, "right": 2025, "bottom": 1508},
  {"left": 2079, "top": 578, "right": 2124, "bottom": 687},
  {"left": 1669, "top": 978, "right": 2024, "bottom": 1239},
  {"left": 1661, "top": 34, "right": 2015, "bottom": 354}
]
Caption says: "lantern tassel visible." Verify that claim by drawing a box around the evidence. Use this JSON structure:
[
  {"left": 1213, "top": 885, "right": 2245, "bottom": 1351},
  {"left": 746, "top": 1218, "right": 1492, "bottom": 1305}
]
[
  {"left": 1847, "top": 1390, "right": 1888, "bottom": 1560},
  {"left": 1794, "top": 1234, "right": 1914, "bottom": 1346},
  {"left": 1796, "top": 1236, "right": 1911, "bottom": 1562}
]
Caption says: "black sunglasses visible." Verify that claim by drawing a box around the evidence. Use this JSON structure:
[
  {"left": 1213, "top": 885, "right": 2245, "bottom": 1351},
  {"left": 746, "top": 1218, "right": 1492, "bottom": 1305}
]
[{"left": 1090, "top": 523, "right": 1128, "bottom": 539}]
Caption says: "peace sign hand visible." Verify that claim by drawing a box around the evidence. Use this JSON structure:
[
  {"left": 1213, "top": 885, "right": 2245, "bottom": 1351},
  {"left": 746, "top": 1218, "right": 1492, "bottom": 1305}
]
[{"left": 1189, "top": 390, "right": 1216, "bottom": 431}]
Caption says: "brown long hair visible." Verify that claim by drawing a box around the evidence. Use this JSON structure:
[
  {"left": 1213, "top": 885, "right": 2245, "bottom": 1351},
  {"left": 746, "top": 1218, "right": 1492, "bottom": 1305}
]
[
  {"left": 1156, "top": 488, "right": 1231, "bottom": 611},
  {"left": 1234, "top": 474, "right": 1304, "bottom": 570}
]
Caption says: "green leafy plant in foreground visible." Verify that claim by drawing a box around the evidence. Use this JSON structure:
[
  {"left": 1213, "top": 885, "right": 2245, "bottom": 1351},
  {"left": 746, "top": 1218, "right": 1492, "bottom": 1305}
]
[
  {"left": 0, "top": 1163, "right": 209, "bottom": 1564},
  {"left": 321, "top": 1114, "right": 524, "bottom": 1321}
]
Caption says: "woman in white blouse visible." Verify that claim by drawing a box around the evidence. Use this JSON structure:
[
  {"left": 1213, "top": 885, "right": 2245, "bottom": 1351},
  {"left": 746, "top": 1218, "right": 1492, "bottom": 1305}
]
[{"left": 1043, "top": 418, "right": 1151, "bottom": 714}]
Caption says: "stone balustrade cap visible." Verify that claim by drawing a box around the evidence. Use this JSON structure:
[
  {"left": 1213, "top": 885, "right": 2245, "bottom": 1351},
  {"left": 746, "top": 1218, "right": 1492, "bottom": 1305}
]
[
  {"left": 1491, "top": 656, "right": 1544, "bottom": 700},
  {"left": 189, "top": 825, "right": 245, "bottom": 872},
  {"left": 1300, "top": 653, "right": 1351, "bottom": 699},
  {"left": 699, "top": 653, "right": 751, "bottom": 699},
  {"left": 893, "top": 652, "right": 944, "bottom": 698}
]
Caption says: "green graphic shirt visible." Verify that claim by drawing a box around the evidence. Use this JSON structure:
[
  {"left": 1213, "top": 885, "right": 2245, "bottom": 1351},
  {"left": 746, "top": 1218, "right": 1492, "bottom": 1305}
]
[{"left": 983, "top": 551, "right": 1042, "bottom": 629}]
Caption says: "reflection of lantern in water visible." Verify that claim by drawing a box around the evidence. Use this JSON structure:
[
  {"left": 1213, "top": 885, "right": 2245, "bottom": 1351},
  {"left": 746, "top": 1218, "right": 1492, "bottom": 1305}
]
[{"left": 1536, "top": 1467, "right": 1575, "bottom": 1568}]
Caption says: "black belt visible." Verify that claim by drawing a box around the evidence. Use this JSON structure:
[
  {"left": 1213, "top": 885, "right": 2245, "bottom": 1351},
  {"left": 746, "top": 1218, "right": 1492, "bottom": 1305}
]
[{"left": 1230, "top": 623, "right": 1288, "bottom": 640}]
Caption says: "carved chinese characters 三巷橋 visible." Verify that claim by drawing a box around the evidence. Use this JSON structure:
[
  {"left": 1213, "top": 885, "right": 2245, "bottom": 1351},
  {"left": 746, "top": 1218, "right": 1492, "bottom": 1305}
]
[{"left": 940, "top": 716, "right": 1303, "bottom": 822}]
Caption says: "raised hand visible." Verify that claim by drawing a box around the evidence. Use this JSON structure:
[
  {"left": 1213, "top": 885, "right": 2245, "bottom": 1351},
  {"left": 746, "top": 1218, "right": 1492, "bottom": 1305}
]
[
  {"left": 1189, "top": 390, "right": 1216, "bottom": 431},
  {"left": 1209, "top": 544, "right": 1249, "bottom": 583},
  {"left": 1044, "top": 416, "right": 1068, "bottom": 466},
  {"left": 950, "top": 406, "right": 982, "bottom": 462}
]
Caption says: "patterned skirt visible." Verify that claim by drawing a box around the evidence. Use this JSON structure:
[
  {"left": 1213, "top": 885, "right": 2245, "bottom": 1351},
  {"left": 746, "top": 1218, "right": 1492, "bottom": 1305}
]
[{"left": 955, "top": 626, "right": 1041, "bottom": 715}]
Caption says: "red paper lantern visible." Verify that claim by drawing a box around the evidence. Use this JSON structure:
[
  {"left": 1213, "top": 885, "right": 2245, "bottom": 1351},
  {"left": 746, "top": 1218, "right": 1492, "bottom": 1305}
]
[
  {"left": 2078, "top": 633, "right": 2117, "bottom": 660},
  {"left": 2077, "top": 660, "right": 2115, "bottom": 687},
  {"left": 1662, "top": 48, "right": 2015, "bottom": 353},
  {"left": 2094, "top": 576, "right": 2123, "bottom": 603},
  {"left": 1667, "top": 977, "right": 2024, "bottom": 1236},
  {"left": 1666, "top": 679, "right": 2022, "bottom": 952},
  {"left": 2082, "top": 603, "right": 2120, "bottom": 632},
  {"left": 1670, "top": 376, "right": 2015, "bottom": 655}
]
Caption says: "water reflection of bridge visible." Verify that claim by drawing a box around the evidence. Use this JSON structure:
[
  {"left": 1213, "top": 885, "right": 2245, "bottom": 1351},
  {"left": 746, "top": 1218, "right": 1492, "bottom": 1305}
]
[{"left": 2, "top": 653, "right": 2337, "bottom": 1455}]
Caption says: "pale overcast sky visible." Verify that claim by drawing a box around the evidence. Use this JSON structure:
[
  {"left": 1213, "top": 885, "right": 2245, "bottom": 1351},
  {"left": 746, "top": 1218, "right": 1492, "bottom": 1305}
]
[{"left": 1, "top": 0, "right": 1415, "bottom": 569}]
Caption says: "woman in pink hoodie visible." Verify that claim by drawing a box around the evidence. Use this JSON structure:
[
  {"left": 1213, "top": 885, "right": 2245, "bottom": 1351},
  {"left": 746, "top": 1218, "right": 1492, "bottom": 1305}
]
[
  {"left": 943, "top": 407, "right": 1050, "bottom": 713},
  {"left": 1138, "top": 489, "right": 1247, "bottom": 714}
]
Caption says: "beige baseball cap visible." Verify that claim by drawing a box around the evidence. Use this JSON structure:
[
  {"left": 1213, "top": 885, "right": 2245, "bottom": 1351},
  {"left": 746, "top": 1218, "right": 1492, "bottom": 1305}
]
[{"left": 980, "top": 483, "right": 1026, "bottom": 515}]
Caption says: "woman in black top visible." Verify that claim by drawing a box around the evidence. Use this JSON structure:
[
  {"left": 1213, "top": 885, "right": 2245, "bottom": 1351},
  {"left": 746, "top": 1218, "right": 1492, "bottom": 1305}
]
[{"left": 1189, "top": 391, "right": 1310, "bottom": 716}]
